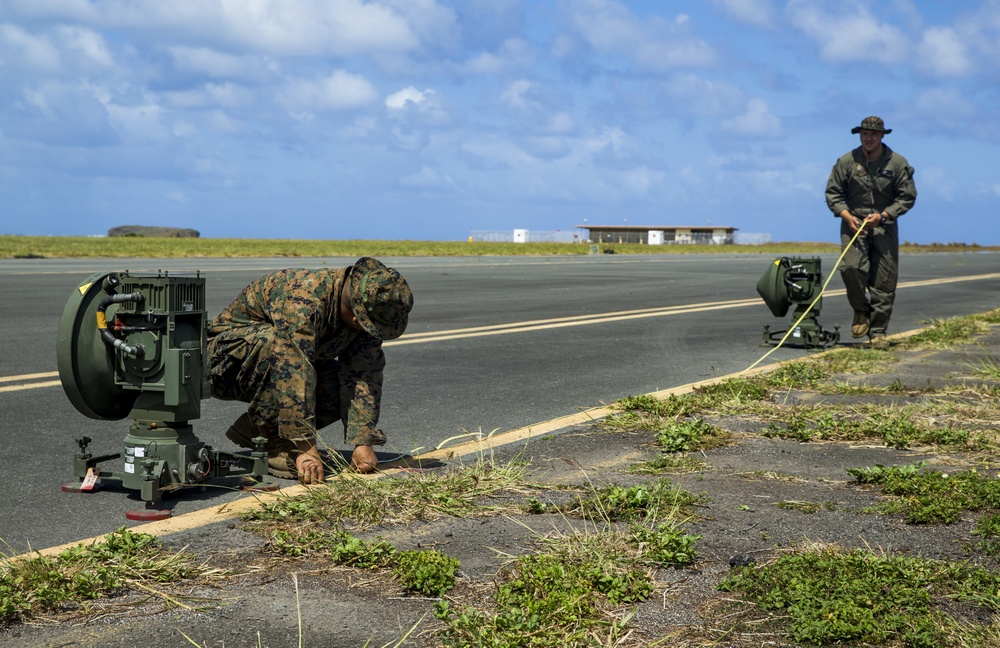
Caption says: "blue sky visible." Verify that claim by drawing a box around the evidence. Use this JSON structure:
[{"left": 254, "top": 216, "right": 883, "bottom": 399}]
[{"left": 1, "top": 0, "right": 998, "bottom": 245}]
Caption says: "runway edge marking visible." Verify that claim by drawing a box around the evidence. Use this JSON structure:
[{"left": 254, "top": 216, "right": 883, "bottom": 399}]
[{"left": 28, "top": 329, "right": 926, "bottom": 558}]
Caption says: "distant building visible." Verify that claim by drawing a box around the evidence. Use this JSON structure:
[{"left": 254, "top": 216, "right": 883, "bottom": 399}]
[{"left": 578, "top": 225, "right": 737, "bottom": 245}]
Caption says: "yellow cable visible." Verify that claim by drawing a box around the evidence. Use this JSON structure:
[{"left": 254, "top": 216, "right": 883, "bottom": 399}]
[{"left": 742, "top": 223, "right": 868, "bottom": 374}]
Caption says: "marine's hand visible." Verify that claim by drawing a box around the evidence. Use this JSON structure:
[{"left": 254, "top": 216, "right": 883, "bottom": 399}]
[
  {"left": 350, "top": 445, "right": 379, "bottom": 474},
  {"left": 294, "top": 442, "right": 325, "bottom": 484},
  {"left": 839, "top": 211, "right": 861, "bottom": 233},
  {"left": 862, "top": 212, "right": 882, "bottom": 230}
]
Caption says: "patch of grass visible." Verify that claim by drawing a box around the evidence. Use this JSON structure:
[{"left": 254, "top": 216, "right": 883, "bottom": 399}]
[
  {"left": 613, "top": 376, "right": 774, "bottom": 422},
  {"left": 817, "top": 347, "right": 898, "bottom": 374},
  {"left": 972, "top": 308, "right": 1000, "bottom": 325},
  {"left": 967, "top": 351, "right": 1000, "bottom": 381},
  {"left": 764, "top": 360, "right": 831, "bottom": 388},
  {"left": 566, "top": 477, "right": 704, "bottom": 522},
  {"left": 719, "top": 546, "right": 1000, "bottom": 647},
  {"left": 265, "top": 528, "right": 458, "bottom": 596},
  {"left": 899, "top": 316, "right": 989, "bottom": 349},
  {"left": 0, "top": 528, "right": 202, "bottom": 625},
  {"left": 695, "top": 376, "right": 771, "bottom": 406},
  {"left": 614, "top": 394, "right": 686, "bottom": 418},
  {"left": 654, "top": 418, "right": 729, "bottom": 452},
  {"left": 245, "top": 455, "right": 538, "bottom": 529},
  {"left": 847, "top": 462, "right": 1000, "bottom": 524},
  {"left": 629, "top": 454, "right": 711, "bottom": 475},
  {"left": 762, "top": 405, "right": 972, "bottom": 450},
  {"left": 393, "top": 550, "right": 459, "bottom": 597},
  {"left": 434, "top": 521, "right": 698, "bottom": 647},
  {"left": 973, "top": 513, "right": 1000, "bottom": 556}
]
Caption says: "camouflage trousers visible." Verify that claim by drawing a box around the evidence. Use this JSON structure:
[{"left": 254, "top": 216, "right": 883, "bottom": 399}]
[
  {"left": 208, "top": 325, "right": 352, "bottom": 444},
  {"left": 839, "top": 220, "right": 899, "bottom": 335}
]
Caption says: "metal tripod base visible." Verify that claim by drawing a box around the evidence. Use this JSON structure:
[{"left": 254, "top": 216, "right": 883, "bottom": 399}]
[
  {"left": 67, "top": 426, "right": 273, "bottom": 513},
  {"left": 763, "top": 320, "right": 840, "bottom": 349}
]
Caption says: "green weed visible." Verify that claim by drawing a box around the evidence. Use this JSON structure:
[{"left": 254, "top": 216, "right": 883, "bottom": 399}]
[
  {"left": 567, "top": 478, "right": 703, "bottom": 522},
  {"left": 900, "top": 317, "right": 989, "bottom": 349},
  {"left": 720, "top": 546, "right": 1000, "bottom": 646},
  {"left": 434, "top": 521, "right": 698, "bottom": 647},
  {"left": 762, "top": 405, "right": 971, "bottom": 450},
  {"left": 847, "top": 463, "right": 1000, "bottom": 524},
  {"left": 245, "top": 455, "right": 536, "bottom": 529},
  {"left": 392, "top": 550, "right": 459, "bottom": 597},
  {"left": 967, "top": 352, "right": 1000, "bottom": 380},
  {"left": 0, "top": 528, "right": 201, "bottom": 625},
  {"left": 653, "top": 418, "right": 727, "bottom": 452},
  {"left": 973, "top": 513, "right": 1000, "bottom": 556},
  {"left": 629, "top": 454, "right": 710, "bottom": 475}
]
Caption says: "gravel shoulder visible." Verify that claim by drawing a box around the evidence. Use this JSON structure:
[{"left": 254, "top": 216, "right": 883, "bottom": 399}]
[{"left": 4, "top": 328, "right": 1000, "bottom": 647}]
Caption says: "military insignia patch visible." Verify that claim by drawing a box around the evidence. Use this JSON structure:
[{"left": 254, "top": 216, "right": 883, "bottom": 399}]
[{"left": 854, "top": 163, "right": 867, "bottom": 177}]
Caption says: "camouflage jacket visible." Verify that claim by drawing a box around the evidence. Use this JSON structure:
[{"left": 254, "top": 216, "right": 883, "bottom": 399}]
[
  {"left": 825, "top": 144, "right": 917, "bottom": 221},
  {"left": 208, "top": 267, "right": 385, "bottom": 444}
]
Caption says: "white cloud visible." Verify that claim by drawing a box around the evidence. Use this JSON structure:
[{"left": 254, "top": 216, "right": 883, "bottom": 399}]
[
  {"left": 462, "top": 38, "right": 533, "bottom": 74},
  {"left": 722, "top": 98, "right": 781, "bottom": 137},
  {"left": 104, "top": 100, "right": 168, "bottom": 142},
  {"left": 709, "top": 0, "right": 775, "bottom": 28},
  {"left": 165, "top": 82, "right": 253, "bottom": 110},
  {"left": 914, "top": 87, "right": 977, "bottom": 118},
  {"left": 917, "top": 27, "right": 972, "bottom": 77},
  {"left": 385, "top": 86, "right": 448, "bottom": 125},
  {"left": 785, "top": 0, "right": 909, "bottom": 65},
  {"left": 635, "top": 39, "right": 714, "bottom": 71},
  {"left": 547, "top": 112, "right": 575, "bottom": 134},
  {"left": 3, "top": 0, "right": 431, "bottom": 57},
  {"left": 500, "top": 80, "right": 535, "bottom": 109},
  {"left": 168, "top": 46, "right": 277, "bottom": 82},
  {"left": 280, "top": 70, "right": 378, "bottom": 114},
  {"left": 569, "top": 0, "right": 715, "bottom": 69},
  {"left": 665, "top": 74, "right": 746, "bottom": 118},
  {"left": 54, "top": 25, "right": 113, "bottom": 68},
  {"left": 0, "top": 24, "right": 65, "bottom": 74},
  {"left": 386, "top": 86, "right": 430, "bottom": 110}
]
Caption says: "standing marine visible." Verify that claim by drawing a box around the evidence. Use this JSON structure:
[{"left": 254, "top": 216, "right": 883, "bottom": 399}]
[
  {"left": 825, "top": 116, "right": 917, "bottom": 347},
  {"left": 207, "top": 257, "right": 413, "bottom": 483}
]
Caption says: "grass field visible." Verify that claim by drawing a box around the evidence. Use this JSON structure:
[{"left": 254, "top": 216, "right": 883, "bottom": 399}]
[{"left": 2, "top": 235, "right": 995, "bottom": 259}]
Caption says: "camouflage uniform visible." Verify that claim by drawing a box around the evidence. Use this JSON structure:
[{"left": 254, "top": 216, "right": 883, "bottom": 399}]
[
  {"left": 207, "top": 258, "right": 412, "bottom": 447},
  {"left": 825, "top": 117, "right": 917, "bottom": 336}
]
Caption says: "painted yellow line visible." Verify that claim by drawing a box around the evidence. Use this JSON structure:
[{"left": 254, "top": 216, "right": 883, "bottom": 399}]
[
  {"left": 26, "top": 355, "right": 791, "bottom": 558},
  {"left": 0, "top": 380, "right": 62, "bottom": 393},
  {"left": 6, "top": 322, "right": 949, "bottom": 559},
  {"left": 4, "top": 271, "right": 999, "bottom": 392},
  {"left": 388, "top": 298, "right": 762, "bottom": 345},
  {"left": 0, "top": 371, "right": 58, "bottom": 383}
]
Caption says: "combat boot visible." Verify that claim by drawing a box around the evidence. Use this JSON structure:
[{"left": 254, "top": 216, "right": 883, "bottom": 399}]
[
  {"left": 851, "top": 311, "right": 869, "bottom": 338},
  {"left": 225, "top": 413, "right": 301, "bottom": 478}
]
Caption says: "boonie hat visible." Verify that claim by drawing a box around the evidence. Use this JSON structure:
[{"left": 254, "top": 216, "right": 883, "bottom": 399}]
[
  {"left": 851, "top": 115, "right": 892, "bottom": 134},
  {"left": 349, "top": 257, "right": 413, "bottom": 341}
]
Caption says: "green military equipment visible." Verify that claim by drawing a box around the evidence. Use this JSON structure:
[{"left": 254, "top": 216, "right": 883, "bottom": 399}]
[
  {"left": 57, "top": 271, "right": 272, "bottom": 519},
  {"left": 756, "top": 257, "right": 840, "bottom": 348}
]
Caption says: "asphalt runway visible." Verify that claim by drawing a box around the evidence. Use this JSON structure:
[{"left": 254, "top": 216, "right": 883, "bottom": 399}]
[{"left": 1, "top": 252, "right": 998, "bottom": 553}]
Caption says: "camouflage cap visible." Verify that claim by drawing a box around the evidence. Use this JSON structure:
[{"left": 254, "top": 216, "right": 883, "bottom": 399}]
[
  {"left": 349, "top": 257, "right": 413, "bottom": 341},
  {"left": 851, "top": 115, "right": 892, "bottom": 134}
]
